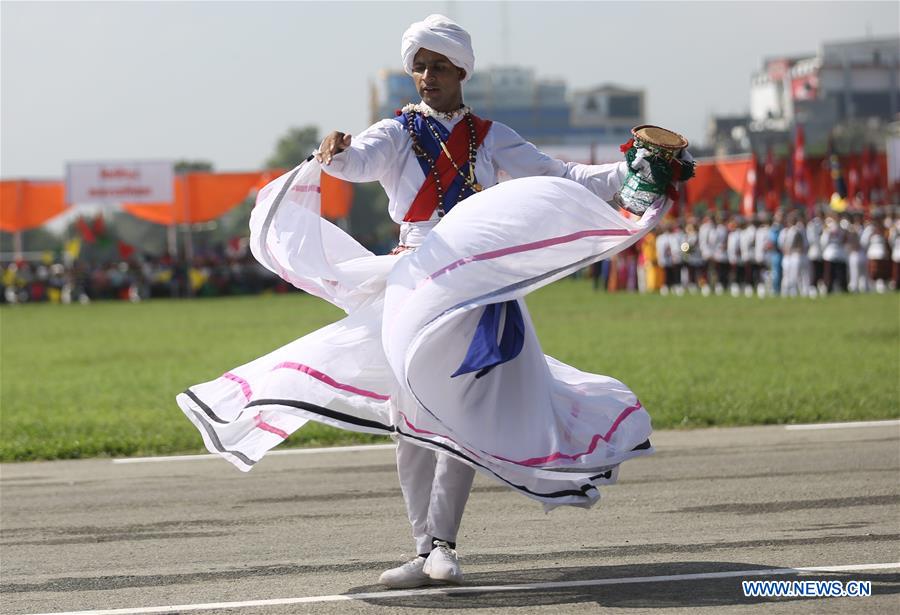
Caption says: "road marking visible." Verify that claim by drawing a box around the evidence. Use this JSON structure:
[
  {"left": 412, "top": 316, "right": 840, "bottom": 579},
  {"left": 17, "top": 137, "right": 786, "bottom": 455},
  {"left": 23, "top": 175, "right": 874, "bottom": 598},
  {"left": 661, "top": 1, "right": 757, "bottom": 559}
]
[
  {"left": 111, "top": 420, "right": 900, "bottom": 465},
  {"left": 785, "top": 419, "right": 900, "bottom": 431},
  {"left": 26, "top": 562, "right": 900, "bottom": 615},
  {"left": 111, "top": 443, "right": 396, "bottom": 464}
]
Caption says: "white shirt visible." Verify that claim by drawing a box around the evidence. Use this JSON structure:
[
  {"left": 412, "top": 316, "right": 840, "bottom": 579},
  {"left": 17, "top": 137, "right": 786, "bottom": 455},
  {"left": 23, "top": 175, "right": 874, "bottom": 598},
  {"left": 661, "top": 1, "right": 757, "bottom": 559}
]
[
  {"left": 698, "top": 220, "right": 715, "bottom": 259},
  {"left": 740, "top": 225, "right": 756, "bottom": 264},
  {"left": 726, "top": 229, "right": 742, "bottom": 264},
  {"left": 754, "top": 224, "right": 770, "bottom": 264},
  {"left": 806, "top": 217, "right": 823, "bottom": 260},
  {"left": 324, "top": 115, "right": 626, "bottom": 246},
  {"left": 712, "top": 224, "right": 729, "bottom": 263},
  {"left": 891, "top": 222, "right": 900, "bottom": 262},
  {"left": 862, "top": 223, "right": 887, "bottom": 260},
  {"left": 656, "top": 231, "right": 672, "bottom": 267},
  {"left": 669, "top": 230, "right": 685, "bottom": 265},
  {"left": 780, "top": 224, "right": 807, "bottom": 255},
  {"left": 820, "top": 221, "right": 847, "bottom": 262},
  {"left": 684, "top": 230, "right": 703, "bottom": 266}
]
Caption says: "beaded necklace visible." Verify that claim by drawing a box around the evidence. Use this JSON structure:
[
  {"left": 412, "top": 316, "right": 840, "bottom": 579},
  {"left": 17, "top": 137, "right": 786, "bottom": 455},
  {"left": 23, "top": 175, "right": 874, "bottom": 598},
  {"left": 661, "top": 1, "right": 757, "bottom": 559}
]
[
  {"left": 401, "top": 102, "right": 471, "bottom": 121},
  {"left": 403, "top": 111, "right": 482, "bottom": 217}
]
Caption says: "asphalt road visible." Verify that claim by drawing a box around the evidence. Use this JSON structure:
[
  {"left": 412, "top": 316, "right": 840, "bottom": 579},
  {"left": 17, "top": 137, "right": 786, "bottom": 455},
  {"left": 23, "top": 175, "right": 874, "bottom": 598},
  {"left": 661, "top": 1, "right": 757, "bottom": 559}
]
[{"left": 1, "top": 422, "right": 898, "bottom": 615}]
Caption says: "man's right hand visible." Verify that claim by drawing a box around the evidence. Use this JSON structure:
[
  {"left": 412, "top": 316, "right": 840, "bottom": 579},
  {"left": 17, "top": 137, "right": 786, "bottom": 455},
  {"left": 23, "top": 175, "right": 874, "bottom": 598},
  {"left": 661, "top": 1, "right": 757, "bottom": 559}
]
[{"left": 316, "top": 131, "right": 352, "bottom": 165}]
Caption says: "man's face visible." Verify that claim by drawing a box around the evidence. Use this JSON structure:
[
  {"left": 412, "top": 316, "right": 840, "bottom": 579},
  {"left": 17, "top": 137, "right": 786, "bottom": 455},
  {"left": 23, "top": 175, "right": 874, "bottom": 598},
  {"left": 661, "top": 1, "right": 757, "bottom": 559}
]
[{"left": 411, "top": 48, "right": 465, "bottom": 112}]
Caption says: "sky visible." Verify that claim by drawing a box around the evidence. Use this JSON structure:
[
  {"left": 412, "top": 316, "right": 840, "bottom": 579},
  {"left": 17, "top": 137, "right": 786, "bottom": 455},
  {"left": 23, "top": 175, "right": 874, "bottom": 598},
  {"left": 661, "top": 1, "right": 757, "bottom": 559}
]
[{"left": 2, "top": 0, "right": 898, "bottom": 179}]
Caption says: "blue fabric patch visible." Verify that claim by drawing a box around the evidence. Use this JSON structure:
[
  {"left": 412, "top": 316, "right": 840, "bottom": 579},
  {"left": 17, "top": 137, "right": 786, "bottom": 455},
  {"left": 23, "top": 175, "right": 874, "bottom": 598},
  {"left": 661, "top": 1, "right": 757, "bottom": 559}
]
[
  {"left": 452, "top": 300, "right": 525, "bottom": 379},
  {"left": 392, "top": 112, "right": 476, "bottom": 212}
]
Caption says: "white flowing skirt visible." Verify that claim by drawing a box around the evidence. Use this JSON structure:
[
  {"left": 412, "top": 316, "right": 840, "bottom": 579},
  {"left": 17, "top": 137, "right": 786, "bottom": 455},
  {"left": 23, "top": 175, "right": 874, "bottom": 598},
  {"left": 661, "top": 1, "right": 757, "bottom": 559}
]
[{"left": 177, "top": 160, "right": 671, "bottom": 509}]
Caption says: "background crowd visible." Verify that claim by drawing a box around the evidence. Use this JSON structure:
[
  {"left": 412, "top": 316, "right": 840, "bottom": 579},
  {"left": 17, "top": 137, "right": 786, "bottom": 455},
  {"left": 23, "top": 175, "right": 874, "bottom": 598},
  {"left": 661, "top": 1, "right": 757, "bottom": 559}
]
[
  {"left": 0, "top": 243, "right": 290, "bottom": 304},
  {"left": 4, "top": 204, "right": 900, "bottom": 305},
  {"left": 591, "top": 205, "right": 900, "bottom": 297}
]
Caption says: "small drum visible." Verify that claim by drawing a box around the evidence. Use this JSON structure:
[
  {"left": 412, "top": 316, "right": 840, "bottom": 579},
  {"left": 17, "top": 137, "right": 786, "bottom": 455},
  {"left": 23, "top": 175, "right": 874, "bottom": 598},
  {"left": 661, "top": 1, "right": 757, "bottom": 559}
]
[
  {"left": 614, "top": 125, "right": 691, "bottom": 215},
  {"left": 632, "top": 125, "right": 689, "bottom": 160}
]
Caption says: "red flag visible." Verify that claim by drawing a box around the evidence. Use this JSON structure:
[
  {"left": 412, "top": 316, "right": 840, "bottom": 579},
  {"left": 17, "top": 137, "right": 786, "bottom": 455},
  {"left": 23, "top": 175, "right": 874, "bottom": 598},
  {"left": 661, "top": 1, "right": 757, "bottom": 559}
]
[
  {"left": 226, "top": 236, "right": 247, "bottom": 258},
  {"left": 117, "top": 240, "right": 135, "bottom": 260},
  {"left": 792, "top": 124, "right": 812, "bottom": 211},
  {"left": 784, "top": 160, "right": 794, "bottom": 205},
  {"left": 764, "top": 147, "right": 779, "bottom": 211},
  {"left": 76, "top": 217, "right": 96, "bottom": 243},
  {"left": 741, "top": 153, "right": 758, "bottom": 217},
  {"left": 92, "top": 214, "right": 106, "bottom": 237}
]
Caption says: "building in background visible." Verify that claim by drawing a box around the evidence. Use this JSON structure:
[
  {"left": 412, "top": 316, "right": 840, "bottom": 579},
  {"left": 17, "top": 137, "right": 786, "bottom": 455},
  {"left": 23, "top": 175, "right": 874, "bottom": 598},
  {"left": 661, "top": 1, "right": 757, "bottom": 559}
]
[
  {"left": 705, "top": 114, "right": 754, "bottom": 156},
  {"left": 370, "top": 66, "right": 644, "bottom": 161},
  {"left": 708, "top": 36, "right": 900, "bottom": 155}
]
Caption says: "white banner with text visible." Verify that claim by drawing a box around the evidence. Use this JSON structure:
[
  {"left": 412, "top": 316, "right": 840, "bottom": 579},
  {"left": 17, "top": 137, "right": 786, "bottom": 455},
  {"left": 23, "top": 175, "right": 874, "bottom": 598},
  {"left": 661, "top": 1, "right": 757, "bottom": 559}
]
[{"left": 66, "top": 160, "right": 174, "bottom": 205}]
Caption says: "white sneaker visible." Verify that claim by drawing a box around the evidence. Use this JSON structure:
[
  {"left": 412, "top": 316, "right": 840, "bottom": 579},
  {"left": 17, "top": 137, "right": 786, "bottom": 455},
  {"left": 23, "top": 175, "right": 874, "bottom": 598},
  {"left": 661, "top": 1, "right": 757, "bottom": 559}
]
[
  {"left": 378, "top": 556, "right": 433, "bottom": 588},
  {"left": 423, "top": 541, "right": 462, "bottom": 584}
]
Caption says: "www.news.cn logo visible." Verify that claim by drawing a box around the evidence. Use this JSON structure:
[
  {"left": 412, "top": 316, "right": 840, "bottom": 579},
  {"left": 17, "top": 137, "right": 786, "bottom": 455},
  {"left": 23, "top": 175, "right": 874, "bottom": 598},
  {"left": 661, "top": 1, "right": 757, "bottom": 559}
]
[{"left": 742, "top": 579, "right": 872, "bottom": 598}]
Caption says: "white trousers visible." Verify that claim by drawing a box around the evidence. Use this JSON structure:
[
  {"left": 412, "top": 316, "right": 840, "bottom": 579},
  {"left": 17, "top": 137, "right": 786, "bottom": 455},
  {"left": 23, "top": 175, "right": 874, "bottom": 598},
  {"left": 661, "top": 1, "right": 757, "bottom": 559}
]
[
  {"left": 396, "top": 439, "right": 476, "bottom": 554},
  {"left": 848, "top": 251, "right": 868, "bottom": 293},
  {"left": 782, "top": 253, "right": 809, "bottom": 297}
]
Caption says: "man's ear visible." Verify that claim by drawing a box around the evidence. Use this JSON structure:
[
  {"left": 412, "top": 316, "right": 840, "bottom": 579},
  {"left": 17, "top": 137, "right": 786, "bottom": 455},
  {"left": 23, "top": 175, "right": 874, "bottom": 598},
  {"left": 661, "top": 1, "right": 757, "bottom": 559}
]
[{"left": 457, "top": 68, "right": 467, "bottom": 81}]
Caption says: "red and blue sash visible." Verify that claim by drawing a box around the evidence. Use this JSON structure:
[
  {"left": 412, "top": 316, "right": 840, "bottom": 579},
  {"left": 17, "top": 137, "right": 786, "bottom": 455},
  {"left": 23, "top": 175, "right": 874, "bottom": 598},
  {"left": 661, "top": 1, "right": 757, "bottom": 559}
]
[
  {"left": 393, "top": 110, "right": 521, "bottom": 379},
  {"left": 394, "top": 112, "right": 492, "bottom": 222}
]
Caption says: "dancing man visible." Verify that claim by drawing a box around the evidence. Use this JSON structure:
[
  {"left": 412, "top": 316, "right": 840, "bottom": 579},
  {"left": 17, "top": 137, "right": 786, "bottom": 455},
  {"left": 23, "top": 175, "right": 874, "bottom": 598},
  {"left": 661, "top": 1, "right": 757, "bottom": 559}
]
[
  {"left": 178, "top": 13, "right": 691, "bottom": 593},
  {"left": 316, "top": 14, "right": 671, "bottom": 588}
]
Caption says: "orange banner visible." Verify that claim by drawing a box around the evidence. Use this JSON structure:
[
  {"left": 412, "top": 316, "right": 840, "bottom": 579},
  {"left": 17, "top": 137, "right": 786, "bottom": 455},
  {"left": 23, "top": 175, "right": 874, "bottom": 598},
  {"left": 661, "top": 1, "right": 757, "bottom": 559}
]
[
  {"left": 715, "top": 158, "right": 753, "bottom": 193},
  {"left": 684, "top": 153, "right": 890, "bottom": 212},
  {"left": 320, "top": 171, "right": 353, "bottom": 219},
  {"left": 123, "top": 172, "right": 262, "bottom": 225},
  {"left": 684, "top": 163, "right": 730, "bottom": 207},
  {"left": 124, "top": 170, "right": 354, "bottom": 224},
  {"left": 0, "top": 180, "right": 67, "bottom": 232}
]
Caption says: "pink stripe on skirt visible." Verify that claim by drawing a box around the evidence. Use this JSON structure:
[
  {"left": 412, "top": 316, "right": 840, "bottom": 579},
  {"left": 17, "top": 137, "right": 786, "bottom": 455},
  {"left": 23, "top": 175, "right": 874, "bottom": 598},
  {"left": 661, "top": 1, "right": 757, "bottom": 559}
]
[
  {"left": 223, "top": 372, "right": 252, "bottom": 401},
  {"left": 273, "top": 362, "right": 391, "bottom": 401}
]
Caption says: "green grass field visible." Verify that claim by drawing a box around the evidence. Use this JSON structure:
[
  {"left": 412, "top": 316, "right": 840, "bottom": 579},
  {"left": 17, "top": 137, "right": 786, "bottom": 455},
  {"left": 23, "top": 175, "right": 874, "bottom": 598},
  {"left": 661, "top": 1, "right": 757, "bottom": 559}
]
[{"left": 1, "top": 282, "right": 897, "bottom": 461}]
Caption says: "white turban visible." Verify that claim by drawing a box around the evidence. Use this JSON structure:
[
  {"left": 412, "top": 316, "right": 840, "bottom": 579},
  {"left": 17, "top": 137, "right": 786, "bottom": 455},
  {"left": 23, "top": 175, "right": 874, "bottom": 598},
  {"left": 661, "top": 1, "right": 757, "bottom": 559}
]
[{"left": 401, "top": 14, "right": 474, "bottom": 84}]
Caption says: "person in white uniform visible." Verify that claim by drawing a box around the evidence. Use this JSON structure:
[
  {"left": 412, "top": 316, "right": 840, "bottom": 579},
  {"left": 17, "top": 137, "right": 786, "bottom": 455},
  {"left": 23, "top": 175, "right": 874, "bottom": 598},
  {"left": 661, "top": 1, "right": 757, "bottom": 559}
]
[
  {"left": 655, "top": 222, "right": 673, "bottom": 295},
  {"left": 890, "top": 211, "right": 900, "bottom": 290},
  {"left": 754, "top": 213, "right": 771, "bottom": 297},
  {"left": 806, "top": 210, "right": 825, "bottom": 296},
  {"left": 820, "top": 212, "right": 848, "bottom": 294},
  {"left": 862, "top": 210, "right": 890, "bottom": 293},
  {"left": 845, "top": 212, "right": 868, "bottom": 293},
  {"left": 725, "top": 217, "right": 744, "bottom": 297},
  {"left": 697, "top": 213, "right": 716, "bottom": 295},
  {"left": 740, "top": 216, "right": 757, "bottom": 297},
  {"left": 779, "top": 210, "right": 809, "bottom": 297},
  {"left": 315, "top": 14, "right": 642, "bottom": 588},
  {"left": 669, "top": 221, "right": 687, "bottom": 295},
  {"left": 683, "top": 218, "right": 704, "bottom": 293},
  {"left": 711, "top": 213, "right": 729, "bottom": 295}
]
